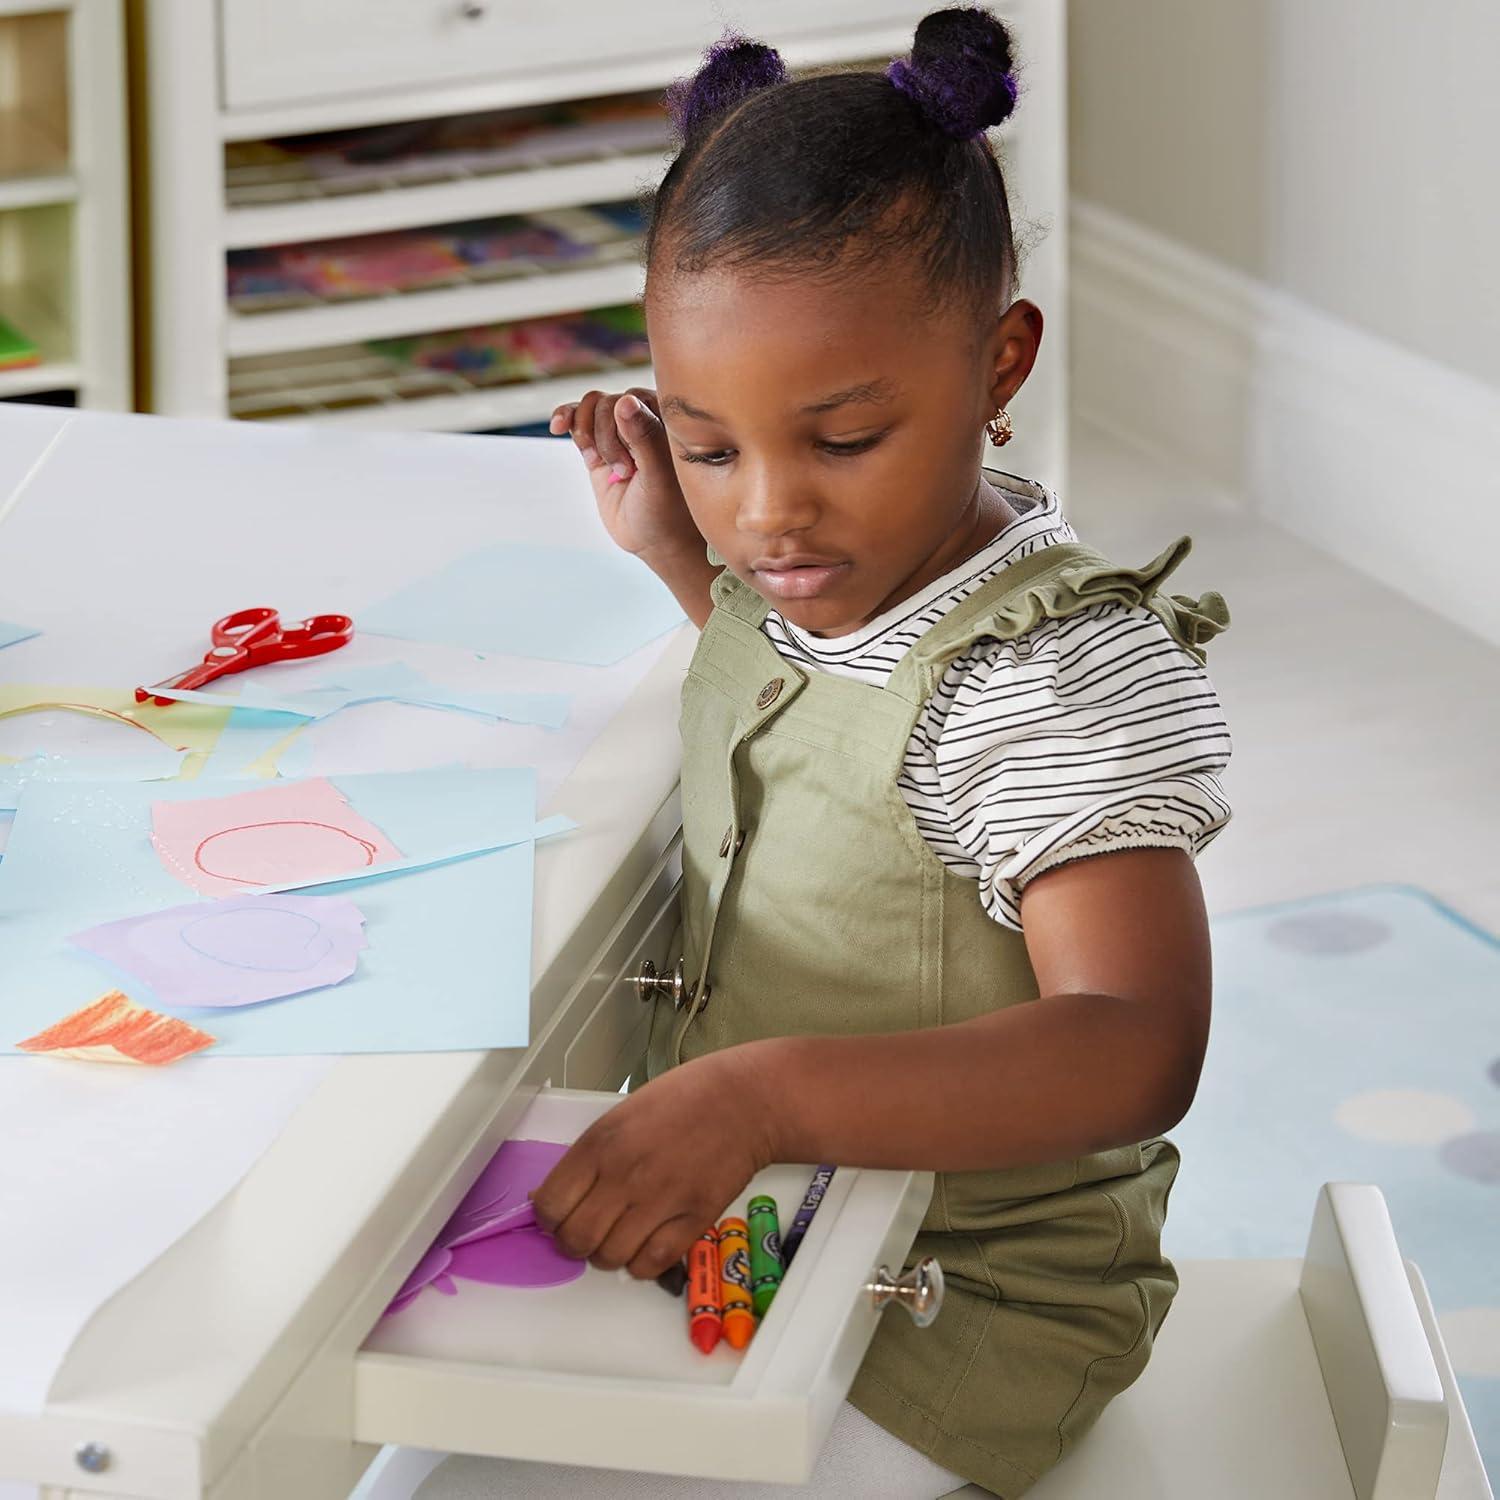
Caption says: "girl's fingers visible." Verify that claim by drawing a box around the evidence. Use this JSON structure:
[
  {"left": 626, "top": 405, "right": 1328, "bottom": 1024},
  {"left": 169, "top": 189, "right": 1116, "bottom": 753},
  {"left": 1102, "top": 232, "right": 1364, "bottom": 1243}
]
[
  {"left": 530, "top": 1152, "right": 598, "bottom": 1239},
  {"left": 623, "top": 386, "right": 663, "bottom": 423},
  {"left": 592, "top": 394, "right": 633, "bottom": 475},
  {"left": 588, "top": 1203, "right": 662, "bottom": 1272},
  {"left": 547, "top": 403, "right": 575, "bottom": 435},
  {"left": 614, "top": 393, "right": 672, "bottom": 481},
  {"left": 623, "top": 1215, "right": 703, "bottom": 1281},
  {"left": 570, "top": 392, "right": 602, "bottom": 465},
  {"left": 548, "top": 1180, "right": 633, "bottom": 1262}
]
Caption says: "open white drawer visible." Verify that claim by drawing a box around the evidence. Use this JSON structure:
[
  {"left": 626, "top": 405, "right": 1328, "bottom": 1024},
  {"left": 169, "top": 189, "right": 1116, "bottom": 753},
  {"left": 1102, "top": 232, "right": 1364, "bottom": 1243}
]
[{"left": 353, "top": 1089, "right": 935, "bottom": 1485}]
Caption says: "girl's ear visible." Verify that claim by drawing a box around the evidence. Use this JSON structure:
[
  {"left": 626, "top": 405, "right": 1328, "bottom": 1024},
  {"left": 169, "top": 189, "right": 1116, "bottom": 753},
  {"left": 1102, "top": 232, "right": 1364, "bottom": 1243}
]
[{"left": 986, "top": 298, "right": 1044, "bottom": 408}]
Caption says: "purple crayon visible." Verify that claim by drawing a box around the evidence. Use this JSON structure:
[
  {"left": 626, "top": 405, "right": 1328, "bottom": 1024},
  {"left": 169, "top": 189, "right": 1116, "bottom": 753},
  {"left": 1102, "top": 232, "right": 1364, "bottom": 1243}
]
[{"left": 779, "top": 1165, "right": 836, "bottom": 1269}]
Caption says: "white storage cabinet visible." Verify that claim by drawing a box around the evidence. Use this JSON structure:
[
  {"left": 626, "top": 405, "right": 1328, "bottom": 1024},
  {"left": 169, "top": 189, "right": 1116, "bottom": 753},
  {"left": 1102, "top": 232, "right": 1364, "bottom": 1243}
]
[
  {"left": 0, "top": 0, "right": 130, "bottom": 410},
  {"left": 134, "top": 0, "right": 1068, "bottom": 488}
]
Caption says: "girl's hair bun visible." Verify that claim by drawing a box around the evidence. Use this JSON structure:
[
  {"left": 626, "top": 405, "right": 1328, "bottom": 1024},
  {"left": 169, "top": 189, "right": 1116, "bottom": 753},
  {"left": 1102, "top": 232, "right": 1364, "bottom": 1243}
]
[
  {"left": 887, "top": 6, "right": 1019, "bottom": 139},
  {"left": 664, "top": 33, "right": 788, "bottom": 140}
]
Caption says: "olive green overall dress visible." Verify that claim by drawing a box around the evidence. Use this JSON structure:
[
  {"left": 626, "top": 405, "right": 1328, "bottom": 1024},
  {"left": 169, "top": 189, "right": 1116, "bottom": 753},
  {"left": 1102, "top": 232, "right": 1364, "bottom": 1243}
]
[{"left": 643, "top": 531, "right": 1229, "bottom": 1497}]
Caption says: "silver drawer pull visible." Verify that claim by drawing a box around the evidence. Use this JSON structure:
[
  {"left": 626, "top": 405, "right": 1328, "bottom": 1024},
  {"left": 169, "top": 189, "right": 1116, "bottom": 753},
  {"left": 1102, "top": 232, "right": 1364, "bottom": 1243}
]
[
  {"left": 626, "top": 957, "right": 685, "bottom": 1007},
  {"left": 865, "top": 1256, "right": 944, "bottom": 1327}
]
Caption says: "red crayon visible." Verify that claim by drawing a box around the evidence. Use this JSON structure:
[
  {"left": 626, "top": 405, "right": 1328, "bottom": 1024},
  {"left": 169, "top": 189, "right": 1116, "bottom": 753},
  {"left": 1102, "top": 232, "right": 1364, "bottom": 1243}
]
[{"left": 688, "top": 1229, "right": 722, "bottom": 1354}]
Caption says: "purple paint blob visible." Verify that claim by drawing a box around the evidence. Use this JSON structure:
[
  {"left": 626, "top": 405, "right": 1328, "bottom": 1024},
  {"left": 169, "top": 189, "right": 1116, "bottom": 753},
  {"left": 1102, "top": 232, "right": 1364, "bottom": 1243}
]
[
  {"left": 387, "top": 1243, "right": 457, "bottom": 1313},
  {"left": 445, "top": 1139, "right": 567, "bottom": 1244},
  {"left": 383, "top": 1138, "right": 581, "bottom": 1316},
  {"left": 448, "top": 1227, "right": 585, "bottom": 1289}
]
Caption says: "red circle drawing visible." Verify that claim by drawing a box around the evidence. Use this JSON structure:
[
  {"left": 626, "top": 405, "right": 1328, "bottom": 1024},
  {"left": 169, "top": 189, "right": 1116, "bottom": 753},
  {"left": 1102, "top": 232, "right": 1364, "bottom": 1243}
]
[{"left": 194, "top": 819, "right": 380, "bottom": 887}]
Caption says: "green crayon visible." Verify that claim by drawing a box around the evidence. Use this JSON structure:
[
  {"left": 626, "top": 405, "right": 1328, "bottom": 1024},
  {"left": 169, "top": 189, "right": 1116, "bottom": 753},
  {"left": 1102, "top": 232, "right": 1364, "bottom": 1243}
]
[{"left": 747, "top": 1194, "right": 784, "bottom": 1317}]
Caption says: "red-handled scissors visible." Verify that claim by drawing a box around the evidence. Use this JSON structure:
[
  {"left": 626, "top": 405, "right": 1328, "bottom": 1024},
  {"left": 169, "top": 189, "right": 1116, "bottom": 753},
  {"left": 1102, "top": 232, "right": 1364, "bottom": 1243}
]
[{"left": 135, "top": 607, "right": 354, "bottom": 706}]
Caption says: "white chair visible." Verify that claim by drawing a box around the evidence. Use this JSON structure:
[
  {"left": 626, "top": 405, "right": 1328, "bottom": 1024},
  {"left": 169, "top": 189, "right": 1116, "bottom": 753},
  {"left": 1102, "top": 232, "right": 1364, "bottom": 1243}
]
[
  {"left": 942, "top": 1183, "right": 1492, "bottom": 1499},
  {"left": 355, "top": 1183, "right": 1491, "bottom": 1500}
]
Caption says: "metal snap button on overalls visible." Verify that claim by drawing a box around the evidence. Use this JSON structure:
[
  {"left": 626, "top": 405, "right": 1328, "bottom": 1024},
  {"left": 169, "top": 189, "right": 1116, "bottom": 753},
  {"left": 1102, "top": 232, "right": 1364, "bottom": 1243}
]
[
  {"left": 755, "top": 677, "right": 784, "bottom": 710},
  {"left": 718, "top": 825, "right": 747, "bottom": 857}
]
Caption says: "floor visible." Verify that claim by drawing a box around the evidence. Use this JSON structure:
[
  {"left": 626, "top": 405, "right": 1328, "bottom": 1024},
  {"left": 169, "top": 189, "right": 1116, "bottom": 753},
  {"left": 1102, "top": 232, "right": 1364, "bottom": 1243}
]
[
  {"left": 1062, "top": 417, "right": 1500, "bottom": 934},
  {"left": 1069, "top": 418, "right": 1500, "bottom": 1487}
]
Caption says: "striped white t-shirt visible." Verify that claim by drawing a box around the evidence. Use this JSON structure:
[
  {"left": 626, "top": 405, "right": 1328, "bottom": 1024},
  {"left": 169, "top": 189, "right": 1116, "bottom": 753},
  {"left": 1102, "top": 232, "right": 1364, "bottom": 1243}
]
[{"left": 761, "top": 474, "right": 1233, "bottom": 931}]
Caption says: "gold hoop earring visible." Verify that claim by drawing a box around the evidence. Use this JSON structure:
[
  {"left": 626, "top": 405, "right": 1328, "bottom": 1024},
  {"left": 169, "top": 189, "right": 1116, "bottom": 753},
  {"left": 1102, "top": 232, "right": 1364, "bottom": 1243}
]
[{"left": 986, "top": 408, "right": 1014, "bottom": 447}]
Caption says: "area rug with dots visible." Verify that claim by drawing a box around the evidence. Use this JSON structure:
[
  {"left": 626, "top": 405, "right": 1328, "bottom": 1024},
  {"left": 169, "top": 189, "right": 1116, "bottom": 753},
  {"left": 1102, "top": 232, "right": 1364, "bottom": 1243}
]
[{"left": 1169, "top": 884, "right": 1498, "bottom": 1481}]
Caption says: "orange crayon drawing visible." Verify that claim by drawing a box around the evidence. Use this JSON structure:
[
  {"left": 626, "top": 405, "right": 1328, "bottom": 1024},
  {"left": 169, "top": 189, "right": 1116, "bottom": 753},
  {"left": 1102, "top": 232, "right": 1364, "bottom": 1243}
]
[{"left": 17, "top": 990, "right": 217, "bottom": 1066}]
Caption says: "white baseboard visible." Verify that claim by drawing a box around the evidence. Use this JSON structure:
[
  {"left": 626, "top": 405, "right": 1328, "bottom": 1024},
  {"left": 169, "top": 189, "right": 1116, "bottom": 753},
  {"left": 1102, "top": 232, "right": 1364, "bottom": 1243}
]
[{"left": 1070, "top": 198, "right": 1500, "bottom": 648}]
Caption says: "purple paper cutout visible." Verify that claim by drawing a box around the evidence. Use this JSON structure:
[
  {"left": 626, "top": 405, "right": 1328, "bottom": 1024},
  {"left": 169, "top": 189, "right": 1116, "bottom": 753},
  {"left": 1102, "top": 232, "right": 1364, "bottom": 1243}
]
[
  {"left": 70, "top": 893, "right": 368, "bottom": 1010},
  {"left": 447, "top": 1227, "right": 585, "bottom": 1289},
  {"left": 448, "top": 1198, "right": 538, "bottom": 1247},
  {"left": 387, "top": 1244, "right": 458, "bottom": 1314},
  {"left": 384, "top": 1138, "right": 583, "bottom": 1315}
]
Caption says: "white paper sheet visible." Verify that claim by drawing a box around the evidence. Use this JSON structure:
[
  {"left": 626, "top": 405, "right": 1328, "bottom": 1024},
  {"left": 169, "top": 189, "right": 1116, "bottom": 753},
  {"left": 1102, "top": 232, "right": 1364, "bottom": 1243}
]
[{"left": 0, "top": 1054, "right": 332, "bottom": 1414}]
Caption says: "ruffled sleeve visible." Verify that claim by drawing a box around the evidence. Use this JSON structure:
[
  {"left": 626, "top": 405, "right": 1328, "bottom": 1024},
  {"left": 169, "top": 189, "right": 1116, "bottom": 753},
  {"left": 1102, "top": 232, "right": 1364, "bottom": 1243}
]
[{"left": 902, "top": 599, "right": 1233, "bottom": 931}]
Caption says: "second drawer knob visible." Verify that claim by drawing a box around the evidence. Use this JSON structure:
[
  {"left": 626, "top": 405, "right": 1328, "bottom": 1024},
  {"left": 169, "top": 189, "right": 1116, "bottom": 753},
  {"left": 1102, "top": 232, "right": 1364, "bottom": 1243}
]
[{"left": 865, "top": 1256, "right": 944, "bottom": 1327}]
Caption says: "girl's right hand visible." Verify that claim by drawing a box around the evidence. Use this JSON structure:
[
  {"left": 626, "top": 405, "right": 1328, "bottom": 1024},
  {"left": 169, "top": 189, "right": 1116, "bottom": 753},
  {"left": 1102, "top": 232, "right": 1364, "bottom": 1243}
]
[{"left": 549, "top": 388, "right": 704, "bottom": 568}]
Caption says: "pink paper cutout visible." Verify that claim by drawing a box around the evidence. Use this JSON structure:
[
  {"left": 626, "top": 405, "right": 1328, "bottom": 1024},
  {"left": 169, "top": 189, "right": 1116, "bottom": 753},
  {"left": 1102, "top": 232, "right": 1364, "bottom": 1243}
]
[
  {"left": 69, "top": 893, "right": 368, "bottom": 1010},
  {"left": 384, "top": 1138, "right": 583, "bottom": 1315},
  {"left": 150, "top": 778, "right": 401, "bottom": 897}
]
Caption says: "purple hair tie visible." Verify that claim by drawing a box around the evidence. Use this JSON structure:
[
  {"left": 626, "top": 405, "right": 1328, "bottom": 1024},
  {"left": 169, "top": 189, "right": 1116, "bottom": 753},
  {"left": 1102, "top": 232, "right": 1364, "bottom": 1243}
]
[
  {"left": 664, "top": 33, "right": 788, "bottom": 139},
  {"left": 887, "top": 54, "right": 1018, "bottom": 140}
]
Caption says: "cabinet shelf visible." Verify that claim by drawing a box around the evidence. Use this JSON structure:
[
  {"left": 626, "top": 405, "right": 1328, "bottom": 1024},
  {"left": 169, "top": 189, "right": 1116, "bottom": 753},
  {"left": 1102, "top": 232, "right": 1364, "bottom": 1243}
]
[
  {"left": 0, "top": 109, "right": 73, "bottom": 210},
  {"left": 224, "top": 152, "right": 663, "bottom": 251},
  {"left": 225, "top": 256, "right": 646, "bottom": 358},
  {"left": 231, "top": 357, "right": 654, "bottom": 433},
  {"left": 0, "top": 285, "right": 72, "bottom": 394}
]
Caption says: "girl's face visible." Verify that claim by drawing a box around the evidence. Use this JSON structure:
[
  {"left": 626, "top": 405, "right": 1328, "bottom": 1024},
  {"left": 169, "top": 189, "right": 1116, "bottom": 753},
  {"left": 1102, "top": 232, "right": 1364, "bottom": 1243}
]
[{"left": 647, "top": 262, "right": 1042, "bottom": 637}]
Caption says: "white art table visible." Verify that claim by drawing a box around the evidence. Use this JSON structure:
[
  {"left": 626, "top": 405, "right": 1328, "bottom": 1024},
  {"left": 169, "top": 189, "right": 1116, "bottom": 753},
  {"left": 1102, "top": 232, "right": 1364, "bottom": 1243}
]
[{"left": 0, "top": 409, "right": 937, "bottom": 1498}]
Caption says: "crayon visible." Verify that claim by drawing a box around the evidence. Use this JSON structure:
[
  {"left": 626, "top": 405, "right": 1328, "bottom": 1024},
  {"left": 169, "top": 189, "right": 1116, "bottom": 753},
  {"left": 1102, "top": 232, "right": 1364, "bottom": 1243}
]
[
  {"left": 688, "top": 1230, "right": 722, "bottom": 1353},
  {"left": 747, "top": 1194, "right": 784, "bottom": 1317},
  {"left": 655, "top": 1261, "right": 688, "bottom": 1297},
  {"left": 716, "top": 1216, "right": 755, "bottom": 1350},
  {"left": 779, "top": 1165, "right": 836, "bottom": 1269}
]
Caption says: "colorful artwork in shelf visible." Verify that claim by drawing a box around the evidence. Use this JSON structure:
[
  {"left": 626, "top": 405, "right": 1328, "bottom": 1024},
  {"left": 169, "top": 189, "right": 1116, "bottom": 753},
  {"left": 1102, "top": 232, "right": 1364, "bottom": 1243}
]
[
  {"left": 227, "top": 203, "right": 644, "bottom": 310},
  {"left": 223, "top": 91, "right": 672, "bottom": 201},
  {"left": 0, "top": 317, "right": 40, "bottom": 371},
  {"left": 368, "top": 304, "right": 649, "bottom": 387}
]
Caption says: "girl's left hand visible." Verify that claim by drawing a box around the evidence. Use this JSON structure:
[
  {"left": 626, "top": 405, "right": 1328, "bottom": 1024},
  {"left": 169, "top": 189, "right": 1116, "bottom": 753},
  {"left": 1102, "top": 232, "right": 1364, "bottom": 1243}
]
[{"left": 530, "top": 1047, "right": 777, "bottom": 1279}]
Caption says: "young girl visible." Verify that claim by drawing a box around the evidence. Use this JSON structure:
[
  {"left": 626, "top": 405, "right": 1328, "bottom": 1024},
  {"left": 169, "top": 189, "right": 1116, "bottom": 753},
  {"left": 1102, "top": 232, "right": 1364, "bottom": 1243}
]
[{"left": 438, "top": 10, "right": 1233, "bottom": 1498}]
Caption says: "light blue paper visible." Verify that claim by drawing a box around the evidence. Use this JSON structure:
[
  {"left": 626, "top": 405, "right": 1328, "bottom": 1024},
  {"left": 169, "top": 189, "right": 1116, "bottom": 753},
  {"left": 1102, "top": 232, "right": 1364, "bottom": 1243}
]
[
  {"left": 0, "top": 621, "right": 40, "bottom": 651},
  {"left": 0, "top": 767, "right": 538, "bottom": 1057},
  {"left": 323, "top": 663, "right": 570, "bottom": 729},
  {"left": 152, "top": 663, "right": 570, "bottom": 730},
  {"left": 0, "top": 748, "right": 188, "bottom": 810},
  {"left": 197, "top": 707, "right": 307, "bottom": 779},
  {"left": 360, "top": 543, "right": 686, "bottom": 666},
  {"left": 259, "top": 811, "right": 573, "bottom": 894}
]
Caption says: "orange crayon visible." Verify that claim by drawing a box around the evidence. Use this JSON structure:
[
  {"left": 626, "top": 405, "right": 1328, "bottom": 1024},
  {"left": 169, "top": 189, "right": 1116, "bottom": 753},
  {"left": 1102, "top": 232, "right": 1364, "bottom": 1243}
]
[
  {"left": 716, "top": 1217, "right": 755, "bottom": 1350},
  {"left": 688, "top": 1229, "right": 722, "bottom": 1354}
]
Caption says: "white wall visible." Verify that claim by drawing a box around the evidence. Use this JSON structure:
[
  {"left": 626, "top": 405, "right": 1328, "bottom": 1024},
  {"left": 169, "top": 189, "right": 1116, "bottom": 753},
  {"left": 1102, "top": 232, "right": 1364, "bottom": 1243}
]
[
  {"left": 1064, "top": 0, "right": 1500, "bottom": 646},
  {"left": 1068, "top": 0, "right": 1500, "bottom": 393}
]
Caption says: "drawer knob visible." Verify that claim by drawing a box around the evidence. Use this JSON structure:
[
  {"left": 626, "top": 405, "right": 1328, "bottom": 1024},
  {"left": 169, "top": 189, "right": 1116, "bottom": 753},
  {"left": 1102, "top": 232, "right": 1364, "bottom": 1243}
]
[
  {"left": 865, "top": 1256, "right": 944, "bottom": 1328},
  {"left": 459, "top": 1, "right": 489, "bottom": 17},
  {"left": 627, "top": 957, "right": 686, "bottom": 1007}
]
